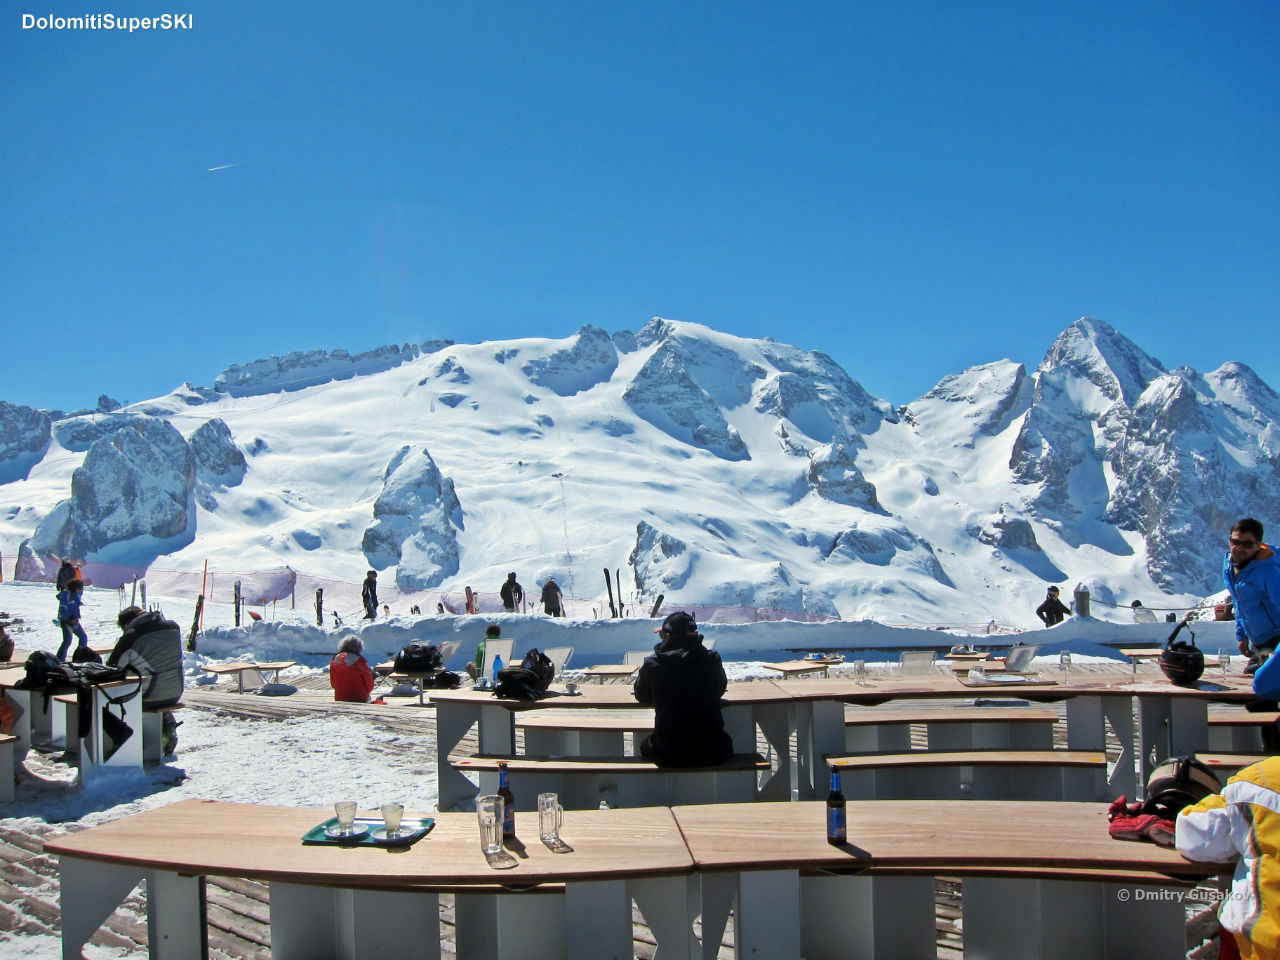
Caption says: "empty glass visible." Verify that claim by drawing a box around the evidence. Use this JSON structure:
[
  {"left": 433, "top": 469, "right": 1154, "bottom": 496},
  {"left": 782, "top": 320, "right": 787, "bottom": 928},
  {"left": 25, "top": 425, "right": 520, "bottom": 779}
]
[
  {"left": 381, "top": 803, "right": 404, "bottom": 839},
  {"left": 538, "top": 792, "right": 563, "bottom": 843},
  {"left": 1059, "top": 650, "right": 1072, "bottom": 671},
  {"left": 333, "top": 801, "right": 357, "bottom": 837},
  {"left": 969, "top": 665, "right": 985, "bottom": 682},
  {"left": 851, "top": 660, "right": 867, "bottom": 686},
  {"left": 476, "top": 794, "right": 504, "bottom": 854},
  {"left": 1218, "top": 649, "right": 1230, "bottom": 680}
]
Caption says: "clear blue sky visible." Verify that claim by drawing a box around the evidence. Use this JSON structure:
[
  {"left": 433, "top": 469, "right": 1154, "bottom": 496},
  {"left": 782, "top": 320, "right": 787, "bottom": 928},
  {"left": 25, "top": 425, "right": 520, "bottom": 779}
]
[{"left": 4, "top": 1, "right": 1277, "bottom": 413}]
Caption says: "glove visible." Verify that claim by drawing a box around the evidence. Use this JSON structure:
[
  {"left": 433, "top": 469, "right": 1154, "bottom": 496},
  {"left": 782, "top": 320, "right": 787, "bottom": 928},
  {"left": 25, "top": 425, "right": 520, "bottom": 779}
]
[{"left": 1108, "top": 797, "right": 1176, "bottom": 846}]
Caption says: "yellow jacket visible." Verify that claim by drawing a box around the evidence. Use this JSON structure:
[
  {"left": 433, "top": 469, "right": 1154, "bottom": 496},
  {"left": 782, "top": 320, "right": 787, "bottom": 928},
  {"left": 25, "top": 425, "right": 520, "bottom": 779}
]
[{"left": 1177, "top": 756, "right": 1280, "bottom": 957}]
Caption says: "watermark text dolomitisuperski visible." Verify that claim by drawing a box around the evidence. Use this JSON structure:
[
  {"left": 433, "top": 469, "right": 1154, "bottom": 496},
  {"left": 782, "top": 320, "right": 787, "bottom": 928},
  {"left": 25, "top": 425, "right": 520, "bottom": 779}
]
[{"left": 22, "top": 13, "right": 193, "bottom": 32}]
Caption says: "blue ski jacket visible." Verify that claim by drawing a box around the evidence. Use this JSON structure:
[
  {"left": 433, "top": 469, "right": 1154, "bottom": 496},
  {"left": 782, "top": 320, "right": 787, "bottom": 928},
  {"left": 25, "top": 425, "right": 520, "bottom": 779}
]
[
  {"left": 57, "top": 588, "right": 82, "bottom": 623},
  {"left": 1224, "top": 545, "right": 1280, "bottom": 652}
]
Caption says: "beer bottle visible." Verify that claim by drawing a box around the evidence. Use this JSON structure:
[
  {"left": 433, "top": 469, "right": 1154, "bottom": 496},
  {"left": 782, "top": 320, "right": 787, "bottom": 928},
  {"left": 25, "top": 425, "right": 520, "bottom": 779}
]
[
  {"left": 498, "top": 762, "right": 516, "bottom": 838},
  {"left": 826, "top": 766, "right": 846, "bottom": 845}
]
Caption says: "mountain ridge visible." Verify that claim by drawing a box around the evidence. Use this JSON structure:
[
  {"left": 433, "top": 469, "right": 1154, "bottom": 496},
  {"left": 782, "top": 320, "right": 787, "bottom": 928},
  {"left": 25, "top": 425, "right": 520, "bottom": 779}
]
[{"left": 1, "top": 316, "right": 1274, "bottom": 629}]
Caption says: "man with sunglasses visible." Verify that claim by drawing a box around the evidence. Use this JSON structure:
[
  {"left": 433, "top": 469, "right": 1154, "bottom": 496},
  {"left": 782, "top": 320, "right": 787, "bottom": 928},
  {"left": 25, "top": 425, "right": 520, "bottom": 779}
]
[{"left": 1224, "top": 519, "right": 1280, "bottom": 696}]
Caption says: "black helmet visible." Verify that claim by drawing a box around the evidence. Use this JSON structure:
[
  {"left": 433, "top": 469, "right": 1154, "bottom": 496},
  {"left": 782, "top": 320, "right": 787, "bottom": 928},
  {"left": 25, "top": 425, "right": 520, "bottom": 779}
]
[
  {"left": 1159, "top": 640, "right": 1204, "bottom": 686},
  {"left": 1143, "top": 756, "right": 1220, "bottom": 818}
]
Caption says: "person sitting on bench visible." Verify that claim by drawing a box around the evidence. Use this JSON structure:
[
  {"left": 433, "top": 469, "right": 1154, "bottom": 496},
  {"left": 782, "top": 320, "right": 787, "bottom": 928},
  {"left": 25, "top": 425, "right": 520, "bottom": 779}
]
[
  {"left": 633, "top": 611, "right": 732, "bottom": 767},
  {"left": 329, "top": 635, "right": 375, "bottom": 703},
  {"left": 109, "top": 606, "right": 184, "bottom": 709}
]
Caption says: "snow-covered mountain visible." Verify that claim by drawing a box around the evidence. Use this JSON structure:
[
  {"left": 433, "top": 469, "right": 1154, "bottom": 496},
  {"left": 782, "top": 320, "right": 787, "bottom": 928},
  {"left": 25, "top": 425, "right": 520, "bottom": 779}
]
[{"left": 1, "top": 317, "right": 1275, "bottom": 629}]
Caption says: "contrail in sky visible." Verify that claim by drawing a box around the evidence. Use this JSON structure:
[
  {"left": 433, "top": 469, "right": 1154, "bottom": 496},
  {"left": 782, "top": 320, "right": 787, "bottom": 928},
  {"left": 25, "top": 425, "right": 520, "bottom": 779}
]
[{"left": 207, "top": 162, "right": 242, "bottom": 172}]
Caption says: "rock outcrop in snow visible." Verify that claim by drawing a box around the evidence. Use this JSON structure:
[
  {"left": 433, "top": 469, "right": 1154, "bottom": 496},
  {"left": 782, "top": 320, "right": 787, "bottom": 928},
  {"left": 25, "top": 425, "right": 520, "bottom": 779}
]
[
  {"left": 0, "top": 401, "right": 52, "bottom": 484},
  {"left": 522, "top": 324, "right": 618, "bottom": 396},
  {"left": 361, "top": 446, "right": 463, "bottom": 590},
  {"left": 31, "top": 418, "right": 196, "bottom": 560}
]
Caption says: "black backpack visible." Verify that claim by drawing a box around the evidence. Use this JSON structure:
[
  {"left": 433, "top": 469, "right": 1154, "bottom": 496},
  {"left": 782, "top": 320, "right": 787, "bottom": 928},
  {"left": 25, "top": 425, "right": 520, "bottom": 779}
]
[
  {"left": 72, "top": 645, "right": 103, "bottom": 665},
  {"left": 14, "top": 651, "right": 61, "bottom": 691},
  {"left": 495, "top": 648, "right": 555, "bottom": 701},
  {"left": 44, "top": 662, "right": 143, "bottom": 755},
  {"left": 0, "top": 628, "right": 13, "bottom": 663},
  {"left": 393, "top": 643, "right": 442, "bottom": 674}
]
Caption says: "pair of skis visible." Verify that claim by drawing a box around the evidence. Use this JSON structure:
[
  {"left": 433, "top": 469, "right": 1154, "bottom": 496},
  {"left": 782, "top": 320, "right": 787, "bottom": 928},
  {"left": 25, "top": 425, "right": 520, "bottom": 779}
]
[{"left": 603, "top": 566, "right": 665, "bottom": 619}]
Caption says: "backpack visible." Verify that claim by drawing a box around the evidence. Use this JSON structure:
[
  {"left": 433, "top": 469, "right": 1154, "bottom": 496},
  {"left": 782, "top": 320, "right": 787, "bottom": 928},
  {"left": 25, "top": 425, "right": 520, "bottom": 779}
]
[
  {"left": 72, "top": 645, "right": 103, "bottom": 664},
  {"left": 0, "top": 627, "right": 13, "bottom": 663},
  {"left": 494, "top": 648, "right": 555, "bottom": 701},
  {"left": 14, "top": 651, "right": 61, "bottom": 692},
  {"left": 393, "top": 643, "right": 442, "bottom": 674}
]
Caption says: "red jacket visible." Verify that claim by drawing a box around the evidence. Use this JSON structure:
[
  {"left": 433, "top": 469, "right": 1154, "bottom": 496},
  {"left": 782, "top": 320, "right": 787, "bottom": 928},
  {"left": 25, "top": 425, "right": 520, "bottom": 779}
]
[{"left": 330, "top": 652, "right": 375, "bottom": 702}]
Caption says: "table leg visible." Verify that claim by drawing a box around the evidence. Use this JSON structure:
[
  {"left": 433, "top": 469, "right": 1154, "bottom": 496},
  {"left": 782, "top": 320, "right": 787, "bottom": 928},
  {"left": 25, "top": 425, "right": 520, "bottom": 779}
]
[
  {"left": 748, "top": 702, "right": 795, "bottom": 801},
  {"left": 964, "top": 876, "right": 1187, "bottom": 959},
  {"left": 732, "top": 869, "right": 802, "bottom": 960},
  {"left": 272, "top": 882, "right": 439, "bottom": 960},
  {"left": 630, "top": 875, "right": 698, "bottom": 960},
  {"left": 456, "top": 886, "right": 565, "bottom": 959},
  {"left": 58, "top": 857, "right": 147, "bottom": 960},
  {"left": 800, "top": 874, "right": 935, "bottom": 960},
  {"left": 1067, "top": 695, "right": 1135, "bottom": 800},
  {"left": 148, "top": 871, "right": 208, "bottom": 960},
  {"left": 436, "top": 702, "right": 482, "bottom": 811},
  {"left": 1137, "top": 696, "right": 1209, "bottom": 794}
]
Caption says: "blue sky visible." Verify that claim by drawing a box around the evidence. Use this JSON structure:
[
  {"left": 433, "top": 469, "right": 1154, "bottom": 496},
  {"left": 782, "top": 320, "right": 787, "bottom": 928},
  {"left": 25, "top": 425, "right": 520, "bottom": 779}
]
[{"left": 4, "top": 1, "right": 1277, "bottom": 413}]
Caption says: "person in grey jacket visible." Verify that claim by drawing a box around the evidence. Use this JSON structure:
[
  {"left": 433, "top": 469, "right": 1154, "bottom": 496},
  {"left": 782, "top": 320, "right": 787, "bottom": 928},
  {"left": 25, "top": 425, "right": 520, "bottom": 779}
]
[{"left": 109, "top": 606, "right": 184, "bottom": 709}]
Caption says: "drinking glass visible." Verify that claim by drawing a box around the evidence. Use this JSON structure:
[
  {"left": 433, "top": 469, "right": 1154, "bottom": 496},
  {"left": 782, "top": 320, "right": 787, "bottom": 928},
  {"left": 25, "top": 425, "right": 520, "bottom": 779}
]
[
  {"left": 1218, "top": 649, "right": 1230, "bottom": 680},
  {"left": 851, "top": 660, "right": 867, "bottom": 686},
  {"left": 1059, "top": 650, "right": 1072, "bottom": 672},
  {"left": 538, "top": 792, "right": 563, "bottom": 843},
  {"left": 476, "top": 795, "right": 504, "bottom": 854},
  {"left": 381, "top": 803, "right": 404, "bottom": 839},
  {"left": 969, "top": 665, "right": 985, "bottom": 682},
  {"left": 333, "top": 801, "right": 357, "bottom": 837}
]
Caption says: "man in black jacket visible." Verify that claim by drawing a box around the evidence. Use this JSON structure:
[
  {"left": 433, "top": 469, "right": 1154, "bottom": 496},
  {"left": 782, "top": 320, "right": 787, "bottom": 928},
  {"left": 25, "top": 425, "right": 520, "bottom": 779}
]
[{"left": 633, "top": 611, "right": 732, "bottom": 767}]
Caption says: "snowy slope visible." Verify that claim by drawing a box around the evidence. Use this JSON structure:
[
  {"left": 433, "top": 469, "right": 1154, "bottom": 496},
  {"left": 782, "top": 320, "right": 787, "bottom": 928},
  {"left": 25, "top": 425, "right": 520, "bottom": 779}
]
[{"left": 1, "top": 317, "right": 1276, "bottom": 630}]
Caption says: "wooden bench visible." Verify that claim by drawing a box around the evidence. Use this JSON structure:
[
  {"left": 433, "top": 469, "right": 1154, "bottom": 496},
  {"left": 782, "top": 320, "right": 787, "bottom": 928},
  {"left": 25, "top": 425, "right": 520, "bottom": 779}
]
[
  {"left": 200, "top": 661, "right": 296, "bottom": 694},
  {"left": 450, "top": 752, "right": 771, "bottom": 810},
  {"left": 142, "top": 703, "right": 185, "bottom": 764},
  {"left": 844, "top": 705, "right": 1060, "bottom": 752},
  {"left": 1207, "top": 709, "right": 1279, "bottom": 752},
  {"left": 1195, "top": 752, "right": 1273, "bottom": 779},
  {"left": 515, "top": 712, "right": 655, "bottom": 757},
  {"left": 826, "top": 749, "right": 1108, "bottom": 802}
]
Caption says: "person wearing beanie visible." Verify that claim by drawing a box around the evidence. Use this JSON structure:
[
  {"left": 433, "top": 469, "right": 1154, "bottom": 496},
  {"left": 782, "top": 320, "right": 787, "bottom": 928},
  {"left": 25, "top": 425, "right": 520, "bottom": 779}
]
[{"left": 633, "top": 611, "right": 732, "bottom": 767}]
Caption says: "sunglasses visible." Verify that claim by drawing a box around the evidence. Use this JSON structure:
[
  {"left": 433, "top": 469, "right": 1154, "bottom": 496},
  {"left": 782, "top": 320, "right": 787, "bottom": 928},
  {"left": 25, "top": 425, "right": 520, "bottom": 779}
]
[{"left": 1229, "top": 538, "right": 1259, "bottom": 548}]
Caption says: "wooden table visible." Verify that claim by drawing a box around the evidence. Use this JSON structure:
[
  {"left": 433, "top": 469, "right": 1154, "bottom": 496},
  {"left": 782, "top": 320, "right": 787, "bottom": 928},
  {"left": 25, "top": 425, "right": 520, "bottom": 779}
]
[
  {"left": 45, "top": 798, "right": 697, "bottom": 960},
  {"left": 761, "top": 657, "right": 843, "bottom": 679},
  {"left": 580, "top": 663, "right": 640, "bottom": 684},
  {"left": 428, "top": 681, "right": 797, "bottom": 810},
  {"left": 199, "top": 660, "right": 296, "bottom": 693},
  {"left": 777, "top": 673, "right": 1261, "bottom": 802},
  {"left": 774, "top": 674, "right": 1138, "bottom": 800},
  {"left": 672, "top": 799, "right": 1227, "bottom": 960}
]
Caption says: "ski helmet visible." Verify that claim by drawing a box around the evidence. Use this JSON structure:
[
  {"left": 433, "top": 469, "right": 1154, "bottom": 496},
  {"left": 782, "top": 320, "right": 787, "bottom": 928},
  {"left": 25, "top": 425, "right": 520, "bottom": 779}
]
[{"left": 1143, "top": 756, "right": 1220, "bottom": 818}]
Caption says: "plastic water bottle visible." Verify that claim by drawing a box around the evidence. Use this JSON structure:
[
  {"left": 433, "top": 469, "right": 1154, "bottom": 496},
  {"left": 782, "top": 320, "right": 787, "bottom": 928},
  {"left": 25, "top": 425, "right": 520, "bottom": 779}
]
[
  {"left": 826, "top": 767, "right": 846, "bottom": 845},
  {"left": 492, "top": 654, "right": 503, "bottom": 682}
]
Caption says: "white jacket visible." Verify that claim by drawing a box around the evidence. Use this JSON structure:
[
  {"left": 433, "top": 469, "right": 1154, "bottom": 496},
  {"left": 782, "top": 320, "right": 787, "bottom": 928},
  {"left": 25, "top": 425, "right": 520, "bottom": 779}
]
[{"left": 1176, "top": 757, "right": 1280, "bottom": 955}]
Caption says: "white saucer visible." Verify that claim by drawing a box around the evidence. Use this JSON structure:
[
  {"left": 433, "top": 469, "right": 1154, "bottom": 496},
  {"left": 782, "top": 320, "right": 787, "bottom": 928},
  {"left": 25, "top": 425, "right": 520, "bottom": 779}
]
[{"left": 325, "top": 822, "right": 369, "bottom": 839}]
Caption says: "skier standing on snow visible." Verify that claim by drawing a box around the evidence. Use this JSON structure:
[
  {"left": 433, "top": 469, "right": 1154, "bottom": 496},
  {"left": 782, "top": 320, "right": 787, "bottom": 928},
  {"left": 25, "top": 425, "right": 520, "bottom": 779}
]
[
  {"left": 362, "top": 570, "right": 379, "bottom": 620},
  {"left": 499, "top": 572, "right": 524, "bottom": 612},
  {"left": 541, "top": 578, "right": 564, "bottom": 617}
]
